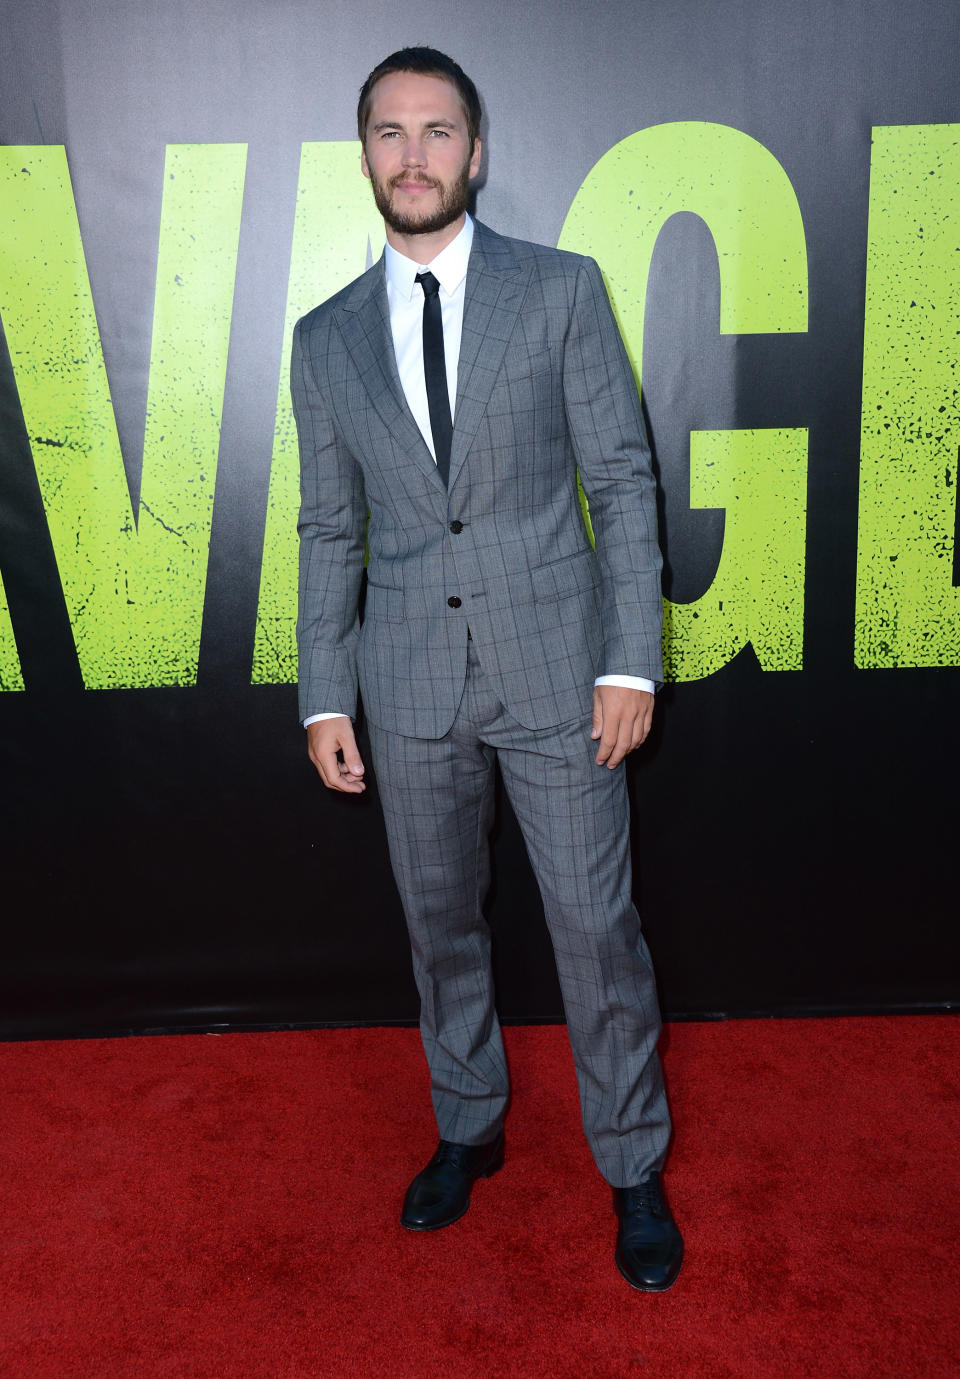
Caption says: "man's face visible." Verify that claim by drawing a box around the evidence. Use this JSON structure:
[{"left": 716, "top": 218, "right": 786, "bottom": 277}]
[{"left": 360, "top": 71, "right": 481, "bottom": 239}]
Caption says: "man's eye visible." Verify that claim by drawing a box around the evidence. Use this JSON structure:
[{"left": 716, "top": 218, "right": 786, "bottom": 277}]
[{"left": 428, "top": 128, "right": 450, "bottom": 137}]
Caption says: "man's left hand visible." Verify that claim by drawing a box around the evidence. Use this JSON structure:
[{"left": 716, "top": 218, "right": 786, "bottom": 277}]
[{"left": 591, "top": 686, "right": 655, "bottom": 768}]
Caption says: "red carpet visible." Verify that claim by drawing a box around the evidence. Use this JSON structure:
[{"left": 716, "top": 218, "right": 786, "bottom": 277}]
[{"left": 2, "top": 1018, "right": 957, "bottom": 1378}]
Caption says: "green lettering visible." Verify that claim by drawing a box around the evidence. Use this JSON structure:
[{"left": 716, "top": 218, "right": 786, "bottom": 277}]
[
  {"left": 855, "top": 124, "right": 960, "bottom": 668},
  {"left": 559, "top": 122, "right": 809, "bottom": 679},
  {"left": 0, "top": 574, "right": 25, "bottom": 691},
  {"left": 0, "top": 143, "right": 246, "bottom": 688},
  {"left": 252, "top": 142, "right": 383, "bottom": 685},
  {"left": 663, "top": 429, "right": 808, "bottom": 679}
]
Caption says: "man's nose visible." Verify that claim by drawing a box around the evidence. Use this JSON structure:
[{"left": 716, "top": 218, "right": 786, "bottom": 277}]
[{"left": 401, "top": 138, "right": 426, "bottom": 167}]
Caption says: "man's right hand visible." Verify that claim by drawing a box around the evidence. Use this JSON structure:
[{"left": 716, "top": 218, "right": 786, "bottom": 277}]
[{"left": 306, "top": 716, "right": 366, "bottom": 794}]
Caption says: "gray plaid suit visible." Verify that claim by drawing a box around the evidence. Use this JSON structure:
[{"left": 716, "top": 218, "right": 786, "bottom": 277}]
[{"left": 293, "top": 219, "right": 671, "bottom": 1187}]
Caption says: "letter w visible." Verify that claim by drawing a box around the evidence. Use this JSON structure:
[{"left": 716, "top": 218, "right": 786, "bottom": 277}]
[{"left": 0, "top": 144, "right": 246, "bottom": 688}]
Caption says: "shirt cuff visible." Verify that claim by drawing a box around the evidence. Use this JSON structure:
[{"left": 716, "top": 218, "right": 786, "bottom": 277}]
[
  {"left": 303, "top": 712, "right": 350, "bottom": 727},
  {"left": 594, "top": 675, "right": 656, "bottom": 695}
]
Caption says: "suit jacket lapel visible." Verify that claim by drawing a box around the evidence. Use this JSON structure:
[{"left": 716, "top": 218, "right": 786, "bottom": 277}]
[
  {"left": 449, "top": 222, "right": 530, "bottom": 492},
  {"left": 332, "top": 226, "right": 531, "bottom": 499},
  {"left": 333, "top": 262, "right": 445, "bottom": 495}
]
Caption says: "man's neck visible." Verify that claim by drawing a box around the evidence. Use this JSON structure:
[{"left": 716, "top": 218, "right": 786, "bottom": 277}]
[{"left": 384, "top": 212, "right": 467, "bottom": 265}]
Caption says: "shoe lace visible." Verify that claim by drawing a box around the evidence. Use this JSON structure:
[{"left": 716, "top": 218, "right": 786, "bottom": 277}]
[
  {"left": 435, "top": 1141, "right": 471, "bottom": 1170},
  {"left": 620, "top": 1176, "right": 666, "bottom": 1218}
]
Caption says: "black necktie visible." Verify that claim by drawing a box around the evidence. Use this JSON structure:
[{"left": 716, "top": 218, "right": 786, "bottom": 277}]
[{"left": 415, "top": 271, "right": 452, "bottom": 487}]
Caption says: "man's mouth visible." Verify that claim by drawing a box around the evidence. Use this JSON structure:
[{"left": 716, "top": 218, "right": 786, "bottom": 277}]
[{"left": 392, "top": 176, "right": 439, "bottom": 194}]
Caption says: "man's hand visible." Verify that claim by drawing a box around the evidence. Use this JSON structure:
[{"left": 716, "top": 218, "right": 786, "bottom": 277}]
[
  {"left": 306, "top": 716, "right": 366, "bottom": 794},
  {"left": 591, "top": 685, "right": 655, "bottom": 768}
]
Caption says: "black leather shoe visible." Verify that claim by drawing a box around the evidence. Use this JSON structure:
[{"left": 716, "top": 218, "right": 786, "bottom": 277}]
[
  {"left": 401, "top": 1132, "right": 505, "bottom": 1231},
  {"left": 614, "top": 1173, "right": 684, "bottom": 1291}
]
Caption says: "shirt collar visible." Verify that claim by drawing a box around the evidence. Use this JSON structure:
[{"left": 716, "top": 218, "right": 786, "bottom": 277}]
[{"left": 384, "top": 214, "right": 474, "bottom": 301}]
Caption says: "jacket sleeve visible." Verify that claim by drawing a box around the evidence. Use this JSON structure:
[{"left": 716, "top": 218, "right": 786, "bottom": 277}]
[
  {"left": 292, "top": 314, "right": 368, "bottom": 722},
  {"left": 561, "top": 256, "right": 664, "bottom": 686}
]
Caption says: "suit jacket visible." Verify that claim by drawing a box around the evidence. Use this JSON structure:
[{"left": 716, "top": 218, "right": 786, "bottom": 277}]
[{"left": 292, "top": 219, "right": 662, "bottom": 740}]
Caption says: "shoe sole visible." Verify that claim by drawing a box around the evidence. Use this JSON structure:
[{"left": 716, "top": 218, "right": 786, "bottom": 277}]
[
  {"left": 401, "top": 1202, "right": 470, "bottom": 1232},
  {"left": 615, "top": 1250, "right": 684, "bottom": 1292}
]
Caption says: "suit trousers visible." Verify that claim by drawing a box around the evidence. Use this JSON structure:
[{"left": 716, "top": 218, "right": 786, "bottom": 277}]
[{"left": 366, "top": 636, "right": 671, "bottom": 1188}]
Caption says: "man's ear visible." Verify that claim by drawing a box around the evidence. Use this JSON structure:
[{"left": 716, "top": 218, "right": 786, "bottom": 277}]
[
  {"left": 360, "top": 145, "right": 371, "bottom": 180},
  {"left": 469, "top": 137, "right": 482, "bottom": 180}
]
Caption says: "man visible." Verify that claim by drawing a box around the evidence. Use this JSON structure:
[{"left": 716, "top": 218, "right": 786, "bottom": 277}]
[{"left": 293, "top": 47, "right": 682, "bottom": 1291}]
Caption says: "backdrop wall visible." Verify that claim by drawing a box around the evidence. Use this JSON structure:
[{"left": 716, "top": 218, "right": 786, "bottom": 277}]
[{"left": 1, "top": 0, "right": 958, "bottom": 1038}]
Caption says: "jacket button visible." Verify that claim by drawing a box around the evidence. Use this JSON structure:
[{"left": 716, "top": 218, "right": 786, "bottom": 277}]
[
  {"left": 449, "top": 520, "right": 463, "bottom": 534},
  {"left": 447, "top": 596, "right": 462, "bottom": 608}
]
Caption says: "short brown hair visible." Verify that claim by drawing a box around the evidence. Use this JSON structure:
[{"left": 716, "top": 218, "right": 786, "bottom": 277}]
[{"left": 357, "top": 47, "right": 482, "bottom": 149}]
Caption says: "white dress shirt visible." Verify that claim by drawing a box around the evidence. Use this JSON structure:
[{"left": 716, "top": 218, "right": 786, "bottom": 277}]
[
  {"left": 384, "top": 216, "right": 472, "bottom": 452},
  {"left": 305, "top": 214, "right": 652, "bottom": 726}
]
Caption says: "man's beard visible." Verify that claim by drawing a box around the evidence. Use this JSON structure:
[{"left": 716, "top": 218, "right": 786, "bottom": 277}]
[{"left": 370, "top": 158, "right": 472, "bottom": 237}]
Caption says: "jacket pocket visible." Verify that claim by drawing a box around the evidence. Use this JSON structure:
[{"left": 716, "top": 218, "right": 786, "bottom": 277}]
[
  {"left": 364, "top": 582, "right": 404, "bottom": 623},
  {"left": 531, "top": 548, "right": 600, "bottom": 601}
]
